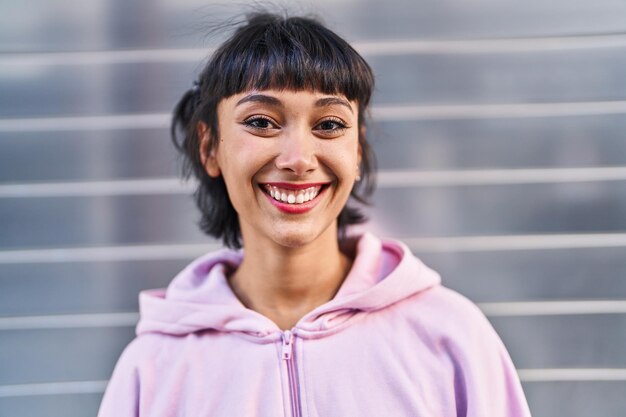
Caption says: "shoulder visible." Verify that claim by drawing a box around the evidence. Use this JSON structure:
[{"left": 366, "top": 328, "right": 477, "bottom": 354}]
[
  {"left": 399, "top": 286, "right": 522, "bottom": 384},
  {"left": 111, "top": 332, "right": 174, "bottom": 373},
  {"left": 409, "top": 289, "right": 530, "bottom": 415},
  {"left": 418, "top": 285, "right": 486, "bottom": 321},
  {"left": 402, "top": 284, "right": 504, "bottom": 350}
]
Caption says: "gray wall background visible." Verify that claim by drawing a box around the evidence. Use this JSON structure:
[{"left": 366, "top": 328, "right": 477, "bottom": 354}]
[{"left": 1, "top": 0, "right": 626, "bottom": 416}]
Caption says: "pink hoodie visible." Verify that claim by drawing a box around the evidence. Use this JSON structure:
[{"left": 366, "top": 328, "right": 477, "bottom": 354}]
[{"left": 98, "top": 233, "right": 531, "bottom": 416}]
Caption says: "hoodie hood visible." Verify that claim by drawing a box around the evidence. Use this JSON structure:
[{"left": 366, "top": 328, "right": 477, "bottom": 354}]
[{"left": 136, "top": 233, "right": 440, "bottom": 340}]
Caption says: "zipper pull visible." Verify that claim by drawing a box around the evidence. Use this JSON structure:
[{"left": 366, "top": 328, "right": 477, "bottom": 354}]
[{"left": 281, "top": 330, "right": 294, "bottom": 360}]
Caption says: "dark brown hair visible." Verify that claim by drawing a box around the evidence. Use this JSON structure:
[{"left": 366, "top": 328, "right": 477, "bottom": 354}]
[{"left": 171, "top": 12, "right": 376, "bottom": 248}]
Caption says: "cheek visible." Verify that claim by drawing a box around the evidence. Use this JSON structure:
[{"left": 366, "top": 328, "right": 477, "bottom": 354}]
[
  {"left": 329, "top": 139, "right": 360, "bottom": 176},
  {"left": 217, "top": 140, "right": 273, "bottom": 190}
]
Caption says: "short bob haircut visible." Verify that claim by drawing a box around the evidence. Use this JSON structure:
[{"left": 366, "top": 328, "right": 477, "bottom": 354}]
[{"left": 171, "top": 12, "right": 376, "bottom": 249}]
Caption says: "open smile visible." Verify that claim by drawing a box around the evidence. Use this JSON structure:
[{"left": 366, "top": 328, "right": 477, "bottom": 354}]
[
  {"left": 259, "top": 182, "right": 331, "bottom": 213},
  {"left": 264, "top": 184, "right": 322, "bottom": 204}
]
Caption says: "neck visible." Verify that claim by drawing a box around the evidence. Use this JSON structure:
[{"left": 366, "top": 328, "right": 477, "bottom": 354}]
[{"left": 228, "top": 225, "right": 352, "bottom": 330}]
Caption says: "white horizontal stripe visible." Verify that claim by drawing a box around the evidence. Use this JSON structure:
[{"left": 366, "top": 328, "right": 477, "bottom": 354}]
[
  {"left": 0, "top": 380, "right": 108, "bottom": 398},
  {"left": 2, "top": 34, "right": 626, "bottom": 66},
  {"left": 0, "top": 320, "right": 622, "bottom": 396},
  {"left": 518, "top": 368, "right": 626, "bottom": 382},
  {"left": 0, "top": 368, "right": 624, "bottom": 397},
  {"left": 0, "top": 48, "right": 210, "bottom": 66},
  {"left": 3, "top": 100, "right": 626, "bottom": 133},
  {"left": 2, "top": 166, "right": 626, "bottom": 199},
  {"left": 0, "top": 300, "right": 625, "bottom": 332},
  {"left": 0, "top": 312, "right": 139, "bottom": 330},
  {"left": 403, "top": 233, "right": 626, "bottom": 252},
  {"left": 0, "top": 113, "right": 170, "bottom": 132},
  {"left": 0, "top": 178, "right": 193, "bottom": 198},
  {"left": 372, "top": 100, "right": 626, "bottom": 120},
  {"left": 0, "top": 234, "right": 625, "bottom": 264},
  {"left": 378, "top": 166, "right": 626, "bottom": 187},
  {"left": 478, "top": 300, "right": 626, "bottom": 317},
  {"left": 356, "top": 34, "right": 626, "bottom": 55},
  {"left": 0, "top": 243, "right": 219, "bottom": 264}
]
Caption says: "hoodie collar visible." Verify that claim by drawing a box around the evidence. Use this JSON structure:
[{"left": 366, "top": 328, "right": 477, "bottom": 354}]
[{"left": 136, "top": 233, "right": 440, "bottom": 340}]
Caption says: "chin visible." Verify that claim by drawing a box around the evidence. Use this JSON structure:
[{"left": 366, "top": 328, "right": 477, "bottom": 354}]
[
  {"left": 271, "top": 230, "right": 320, "bottom": 249},
  {"left": 268, "top": 221, "right": 337, "bottom": 249}
]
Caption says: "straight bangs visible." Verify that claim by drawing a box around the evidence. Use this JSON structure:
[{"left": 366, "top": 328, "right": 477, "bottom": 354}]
[{"left": 206, "top": 16, "right": 374, "bottom": 107}]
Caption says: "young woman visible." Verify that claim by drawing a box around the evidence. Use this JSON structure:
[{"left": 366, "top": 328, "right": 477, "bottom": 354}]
[{"left": 98, "top": 12, "right": 531, "bottom": 417}]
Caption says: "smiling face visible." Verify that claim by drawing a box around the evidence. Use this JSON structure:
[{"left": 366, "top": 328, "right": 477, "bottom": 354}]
[{"left": 200, "top": 89, "right": 361, "bottom": 249}]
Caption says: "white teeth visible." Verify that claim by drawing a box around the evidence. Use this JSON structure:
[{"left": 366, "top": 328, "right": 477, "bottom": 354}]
[{"left": 264, "top": 185, "right": 324, "bottom": 205}]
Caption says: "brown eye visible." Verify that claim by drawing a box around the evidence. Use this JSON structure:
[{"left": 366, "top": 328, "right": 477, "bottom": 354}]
[
  {"left": 314, "top": 117, "right": 348, "bottom": 136},
  {"left": 319, "top": 120, "right": 343, "bottom": 130},
  {"left": 243, "top": 116, "right": 278, "bottom": 130}
]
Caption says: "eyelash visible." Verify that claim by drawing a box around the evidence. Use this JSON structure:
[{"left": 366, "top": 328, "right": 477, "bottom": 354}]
[
  {"left": 242, "top": 115, "right": 277, "bottom": 130},
  {"left": 241, "top": 115, "right": 349, "bottom": 135},
  {"left": 314, "top": 117, "right": 348, "bottom": 133}
]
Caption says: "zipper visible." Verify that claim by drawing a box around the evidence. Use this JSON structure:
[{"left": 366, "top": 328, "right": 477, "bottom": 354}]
[{"left": 281, "top": 330, "right": 302, "bottom": 417}]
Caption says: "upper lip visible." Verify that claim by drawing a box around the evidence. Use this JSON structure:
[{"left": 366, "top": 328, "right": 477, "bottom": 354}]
[{"left": 260, "top": 182, "right": 331, "bottom": 190}]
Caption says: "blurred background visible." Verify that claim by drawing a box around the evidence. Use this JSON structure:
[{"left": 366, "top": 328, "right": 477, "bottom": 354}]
[{"left": 1, "top": 0, "right": 626, "bottom": 416}]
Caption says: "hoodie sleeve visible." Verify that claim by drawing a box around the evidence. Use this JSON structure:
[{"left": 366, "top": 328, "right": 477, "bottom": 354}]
[
  {"left": 97, "top": 339, "right": 141, "bottom": 417},
  {"left": 452, "top": 327, "right": 531, "bottom": 417},
  {"left": 438, "top": 290, "right": 532, "bottom": 417}
]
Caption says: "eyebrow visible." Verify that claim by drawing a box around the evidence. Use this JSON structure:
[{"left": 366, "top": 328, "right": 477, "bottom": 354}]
[
  {"left": 236, "top": 94, "right": 283, "bottom": 108},
  {"left": 236, "top": 94, "right": 354, "bottom": 113},
  {"left": 315, "top": 97, "right": 354, "bottom": 113}
]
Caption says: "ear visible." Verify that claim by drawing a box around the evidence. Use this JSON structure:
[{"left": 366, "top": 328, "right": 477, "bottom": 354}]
[
  {"left": 357, "top": 125, "right": 365, "bottom": 167},
  {"left": 197, "top": 121, "right": 221, "bottom": 178}
]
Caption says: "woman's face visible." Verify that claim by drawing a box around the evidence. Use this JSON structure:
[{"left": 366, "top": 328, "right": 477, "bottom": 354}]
[{"left": 201, "top": 89, "right": 361, "bottom": 249}]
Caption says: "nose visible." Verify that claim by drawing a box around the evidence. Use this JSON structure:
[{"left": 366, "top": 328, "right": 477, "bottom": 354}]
[{"left": 274, "top": 128, "right": 318, "bottom": 175}]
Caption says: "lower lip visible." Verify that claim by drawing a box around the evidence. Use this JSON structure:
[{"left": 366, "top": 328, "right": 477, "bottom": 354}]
[{"left": 262, "top": 186, "right": 327, "bottom": 214}]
